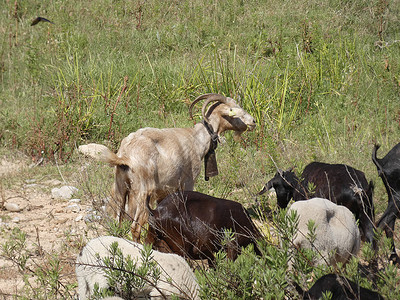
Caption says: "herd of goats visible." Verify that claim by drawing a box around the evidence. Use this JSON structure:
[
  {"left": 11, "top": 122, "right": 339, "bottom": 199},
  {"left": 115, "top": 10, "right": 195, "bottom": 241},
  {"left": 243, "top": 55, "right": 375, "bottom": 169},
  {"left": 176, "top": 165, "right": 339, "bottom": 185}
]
[{"left": 75, "top": 93, "right": 399, "bottom": 299}]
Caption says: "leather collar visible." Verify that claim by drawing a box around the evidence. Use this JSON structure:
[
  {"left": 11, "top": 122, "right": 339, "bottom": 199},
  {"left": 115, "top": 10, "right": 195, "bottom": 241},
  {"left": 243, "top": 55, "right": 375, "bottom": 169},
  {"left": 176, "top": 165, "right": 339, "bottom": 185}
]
[{"left": 202, "top": 120, "right": 219, "bottom": 181}]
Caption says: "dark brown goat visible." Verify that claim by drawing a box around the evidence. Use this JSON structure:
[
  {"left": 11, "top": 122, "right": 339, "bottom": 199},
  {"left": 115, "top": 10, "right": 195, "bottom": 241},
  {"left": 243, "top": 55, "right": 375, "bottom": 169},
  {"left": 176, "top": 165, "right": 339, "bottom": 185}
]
[
  {"left": 259, "top": 162, "right": 376, "bottom": 248},
  {"left": 145, "top": 191, "right": 262, "bottom": 267},
  {"left": 294, "top": 273, "right": 385, "bottom": 300},
  {"left": 372, "top": 143, "right": 400, "bottom": 264}
]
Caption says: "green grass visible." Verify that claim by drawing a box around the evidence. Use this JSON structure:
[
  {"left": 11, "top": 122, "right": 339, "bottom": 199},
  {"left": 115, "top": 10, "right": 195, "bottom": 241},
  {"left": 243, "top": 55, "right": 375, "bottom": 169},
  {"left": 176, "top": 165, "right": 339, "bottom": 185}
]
[{"left": 1, "top": 0, "right": 400, "bottom": 298}]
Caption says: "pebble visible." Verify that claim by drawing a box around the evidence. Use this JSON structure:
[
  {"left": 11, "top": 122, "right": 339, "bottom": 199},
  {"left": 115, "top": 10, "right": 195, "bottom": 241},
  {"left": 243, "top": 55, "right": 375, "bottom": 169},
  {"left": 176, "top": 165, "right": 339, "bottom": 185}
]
[
  {"left": 12, "top": 217, "right": 20, "bottom": 223},
  {"left": 84, "top": 213, "right": 101, "bottom": 223},
  {"left": 67, "top": 204, "right": 80, "bottom": 212},
  {"left": 4, "top": 202, "right": 22, "bottom": 212},
  {"left": 69, "top": 198, "right": 81, "bottom": 203},
  {"left": 25, "top": 183, "right": 39, "bottom": 188},
  {"left": 75, "top": 215, "right": 83, "bottom": 222}
]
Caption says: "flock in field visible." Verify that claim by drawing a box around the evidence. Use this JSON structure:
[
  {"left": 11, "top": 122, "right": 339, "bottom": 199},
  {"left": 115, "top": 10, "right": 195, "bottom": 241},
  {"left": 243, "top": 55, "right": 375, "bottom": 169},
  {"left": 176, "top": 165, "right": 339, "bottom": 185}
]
[{"left": 76, "top": 93, "right": 399, "bottom": 299}]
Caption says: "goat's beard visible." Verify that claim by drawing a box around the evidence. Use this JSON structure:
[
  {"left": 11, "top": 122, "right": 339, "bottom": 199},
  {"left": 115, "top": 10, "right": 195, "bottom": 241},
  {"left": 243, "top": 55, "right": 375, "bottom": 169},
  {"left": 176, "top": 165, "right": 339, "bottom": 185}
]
[{"left": 233, "top": 131, "right": 244, "bottom": 141}]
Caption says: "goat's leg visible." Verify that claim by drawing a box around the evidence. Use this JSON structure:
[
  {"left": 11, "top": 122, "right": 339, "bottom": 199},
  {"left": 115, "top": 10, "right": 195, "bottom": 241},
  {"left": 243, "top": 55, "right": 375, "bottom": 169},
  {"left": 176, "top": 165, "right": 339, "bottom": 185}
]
[
  {"left": 206, "top": 255, "right": 216, "bottom": 269},
  {"left": 130, "top": 202, "right": 148, "bottom": 242},
  {"left": 359, "top": 213, "right": 377, "bottom": 250},
  {"left": 181, "top": 179, "right": 195, "bottom": 191},
  {"left": 105, "top": 185, "right": 120, "bottom": 219},
  {"left": 113, "top": 169, "right": 132, "bottom": 223},
  {"left": 226, "top": 246, "right": 239, "bottom": 261},
  {"left": 154, "top": 239, "right": 173, "bottom": 253},
  {"left": 130, "top": 223, "right": 141, "bottom": 243},
  {"left": 377, "top": 205, "right": 400, "bottom": 264}
]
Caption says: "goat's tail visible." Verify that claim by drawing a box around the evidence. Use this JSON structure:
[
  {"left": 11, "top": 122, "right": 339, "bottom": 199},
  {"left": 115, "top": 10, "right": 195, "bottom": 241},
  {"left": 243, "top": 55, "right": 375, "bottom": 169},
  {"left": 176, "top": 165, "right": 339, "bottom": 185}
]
[
  {"left": 372, "top": 144, "right": 382, "bottom": 171},
  {"left": 78, "top": 143, "right": 129, "bottom": 167}
]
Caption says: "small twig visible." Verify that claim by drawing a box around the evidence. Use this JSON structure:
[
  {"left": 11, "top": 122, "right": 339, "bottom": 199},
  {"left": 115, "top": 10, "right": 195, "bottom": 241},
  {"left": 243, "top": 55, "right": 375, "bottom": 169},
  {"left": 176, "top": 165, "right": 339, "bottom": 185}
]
[
  {"left": 35, "top": 226, "right": 44, "bottom": 256},
  {"left": 54, "top": 153, "right": 66, "bottom": 183}
]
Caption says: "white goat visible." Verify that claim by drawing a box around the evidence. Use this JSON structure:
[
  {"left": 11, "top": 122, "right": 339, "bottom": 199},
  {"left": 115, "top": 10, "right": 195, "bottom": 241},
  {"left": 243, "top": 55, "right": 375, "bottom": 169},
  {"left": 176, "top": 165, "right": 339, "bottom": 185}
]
[
  {"left": 76, "top": 236, "right": 200, "bottom": 300},
  {"left": 79, "top": 93, "right": 256, "bottom": 241},
  {"left": 288, "top": 198, "right": 360, "bottom": 267}
]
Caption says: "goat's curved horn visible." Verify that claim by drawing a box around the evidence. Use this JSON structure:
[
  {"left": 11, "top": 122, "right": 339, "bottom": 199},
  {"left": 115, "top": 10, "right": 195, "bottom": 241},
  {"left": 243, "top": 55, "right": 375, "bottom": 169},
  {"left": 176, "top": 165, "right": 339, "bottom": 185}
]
[
  {"left": 201, "top": 94, "right": 227, "bottom": 122},
  {"left": 189, "top": 93, "right": 227, "bottom": 120}
]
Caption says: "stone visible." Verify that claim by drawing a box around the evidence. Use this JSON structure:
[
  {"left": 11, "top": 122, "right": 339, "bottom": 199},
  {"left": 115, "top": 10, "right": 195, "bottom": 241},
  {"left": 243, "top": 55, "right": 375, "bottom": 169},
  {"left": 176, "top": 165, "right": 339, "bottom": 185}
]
[
  {"left": 67, "top": 204, "right": 80, "bottom": 212},
  {"left": 78, "top": 143, "right": 109, "bottom": 159},
  {"left": 51, "top": 186, "right": 78, "bottom": 200},
  {"left": 4, "top": 202, "right": 22, "bottom": 212},
  {"left": 69, "top": 198, "right": 81, "bottom": 203},
  {"left": 84, "top": 213, "right": 101, "bottom": 223}
]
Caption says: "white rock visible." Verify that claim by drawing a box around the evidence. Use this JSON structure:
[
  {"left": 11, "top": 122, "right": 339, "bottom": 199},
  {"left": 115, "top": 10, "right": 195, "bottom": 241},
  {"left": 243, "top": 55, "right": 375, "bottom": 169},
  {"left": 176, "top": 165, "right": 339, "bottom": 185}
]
[
  {"left": 75, "top": 215, "right": 83, "bottom": 222},
  {"left": 4, "top": 202, "right": 22, "bottom": 212},
  {"left": 51, "top": 186, "right": 78, "bottom": 200},
  {"left": 67, "top": 204, "right": 81, "bottom": 212},
  {"left": 78, "top": 143, "right": 109, "bottom": 159},
  {"left": 12, "top": 217, "right": 20, "bottom": 223}
]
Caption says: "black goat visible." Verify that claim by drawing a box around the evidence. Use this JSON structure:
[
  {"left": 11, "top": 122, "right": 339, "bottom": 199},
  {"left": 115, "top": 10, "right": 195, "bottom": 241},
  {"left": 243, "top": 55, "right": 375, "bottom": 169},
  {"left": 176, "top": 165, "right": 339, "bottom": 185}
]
[
  {"left": 295, "top": 273, "right": 385, "bottom": 300},
  {"left": 145, "top": 191, "right": 262, "bottom": 267},
  {"left": 372, "top": 143, "right": 400, "bottom": 264},
  {"left": 259, "top": 162, "right": 376, "bottom": 247}
]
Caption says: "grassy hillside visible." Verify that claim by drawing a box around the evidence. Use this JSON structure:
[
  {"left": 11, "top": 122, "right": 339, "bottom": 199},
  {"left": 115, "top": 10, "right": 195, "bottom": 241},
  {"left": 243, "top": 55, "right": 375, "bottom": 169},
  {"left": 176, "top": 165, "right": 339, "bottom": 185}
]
[{"left": 1, "top": 0, "right": 400, "bottom": 298}]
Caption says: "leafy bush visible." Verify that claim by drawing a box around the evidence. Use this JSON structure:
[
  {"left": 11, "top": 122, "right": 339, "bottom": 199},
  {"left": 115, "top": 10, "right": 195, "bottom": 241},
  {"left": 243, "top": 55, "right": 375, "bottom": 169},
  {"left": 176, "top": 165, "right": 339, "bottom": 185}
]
[{"left": 91, "top": 242, "right": 161, "bottom": 299}]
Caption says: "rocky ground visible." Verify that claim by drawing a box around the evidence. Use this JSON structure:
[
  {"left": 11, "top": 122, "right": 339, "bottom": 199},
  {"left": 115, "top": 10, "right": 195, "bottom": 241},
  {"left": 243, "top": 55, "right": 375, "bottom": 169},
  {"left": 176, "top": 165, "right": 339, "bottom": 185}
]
[{"left": 0, "top": 156, "right": 107, "bottom": 298}]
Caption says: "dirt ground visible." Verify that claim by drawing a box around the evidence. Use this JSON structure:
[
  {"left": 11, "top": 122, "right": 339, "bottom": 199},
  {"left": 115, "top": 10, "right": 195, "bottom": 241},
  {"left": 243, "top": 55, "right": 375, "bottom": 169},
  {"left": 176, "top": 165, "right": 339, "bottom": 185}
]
[{"left": 0, "top": 156, "right": 105, "bottom": 298}]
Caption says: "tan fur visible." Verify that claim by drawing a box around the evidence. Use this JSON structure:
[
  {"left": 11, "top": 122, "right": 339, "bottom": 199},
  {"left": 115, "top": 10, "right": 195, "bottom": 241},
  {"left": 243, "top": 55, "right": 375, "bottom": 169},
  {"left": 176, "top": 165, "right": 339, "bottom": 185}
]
[{"left": 79, "top": 95, "right": 255, "bottom": 242}]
